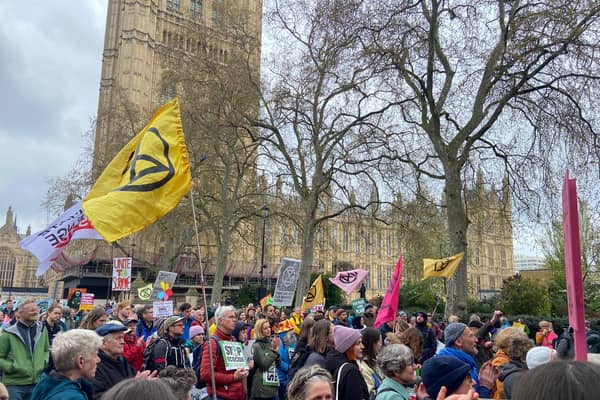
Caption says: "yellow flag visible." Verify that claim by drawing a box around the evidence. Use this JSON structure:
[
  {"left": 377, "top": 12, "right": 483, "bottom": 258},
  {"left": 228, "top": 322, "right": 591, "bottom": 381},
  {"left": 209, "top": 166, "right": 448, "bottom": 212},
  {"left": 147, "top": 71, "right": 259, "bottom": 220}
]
[
  {"left": 83, "top": 98, "right": 192, "bottom": 242},
  {"left": 137, "top": 284, "right": 153, "bottom": 301},
  {"left": 423, "top": 252, "right": 465, "bottom": 279},
  {"left": 302, "top": 275, "right": 325, "bottom": 310}
]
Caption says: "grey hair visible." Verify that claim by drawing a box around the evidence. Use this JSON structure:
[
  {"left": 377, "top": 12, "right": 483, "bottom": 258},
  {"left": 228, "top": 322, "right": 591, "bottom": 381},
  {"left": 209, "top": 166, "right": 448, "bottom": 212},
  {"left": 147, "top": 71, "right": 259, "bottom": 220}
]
[
  {"left": 52, "top": 329, "right": 103, "bottom": 372},
  {"left": 287, "top": 365, "right": 332, "bottom": 400},
  {"left": 377, "top": 344, "right": 414, "bottom": 377},
  {"left": 17, "top": 298, "right": 36, "bottom": 310},
  {"left": 215, "top": 305, "right": 235, "bottom": 322}
]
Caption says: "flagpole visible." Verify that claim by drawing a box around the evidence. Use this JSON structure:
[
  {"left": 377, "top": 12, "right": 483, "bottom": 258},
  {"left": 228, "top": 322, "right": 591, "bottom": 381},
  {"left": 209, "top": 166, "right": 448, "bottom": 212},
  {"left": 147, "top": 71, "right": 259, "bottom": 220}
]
[{"left": 190, "top": 189, "right": 217, "bottom": 400}]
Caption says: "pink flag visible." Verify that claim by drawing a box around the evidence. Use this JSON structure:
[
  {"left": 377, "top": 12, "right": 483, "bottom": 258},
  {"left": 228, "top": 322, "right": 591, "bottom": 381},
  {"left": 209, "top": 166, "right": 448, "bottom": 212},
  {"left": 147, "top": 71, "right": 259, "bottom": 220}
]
[
  {"left": 20, "top": 201, "right": 103, "bottom": 276},
  {"left": 375, "top": 255, "right": 403, "bottom": 328},
  {"left": 562, "top": 171, "right": 587, "bottom": 361},
  {"left": 329, "top": 269, "right": 369, "bottom": 294}
]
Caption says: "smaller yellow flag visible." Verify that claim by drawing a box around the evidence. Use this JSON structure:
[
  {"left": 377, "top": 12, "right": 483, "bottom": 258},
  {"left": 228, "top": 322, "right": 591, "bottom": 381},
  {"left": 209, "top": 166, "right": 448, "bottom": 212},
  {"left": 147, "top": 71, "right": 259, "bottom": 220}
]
[
  {"left": 423, "top": 252, "right": 465, "bottom": 279},
  {"left": 302, "top": 275, "right": 325, "bottom": 310},
  {"left": 137, "top": 283, "right": 153, "bottom": 301}
]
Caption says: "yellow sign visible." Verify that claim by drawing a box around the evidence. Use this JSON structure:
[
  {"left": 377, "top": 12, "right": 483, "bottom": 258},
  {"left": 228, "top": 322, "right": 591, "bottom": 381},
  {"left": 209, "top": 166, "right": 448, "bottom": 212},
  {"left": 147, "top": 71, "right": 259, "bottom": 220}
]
[
  {"left": 82, "top": 98, "right": 192, "bottom": 242},
  {"left": 423, "top": 252, "right": 465, "bottom": 279},
  {"left": 302, "top": 275, "right": 325, "bottom": 310},
  {"left": 137, "top": 284, "right": 153, "bottom": 301}
]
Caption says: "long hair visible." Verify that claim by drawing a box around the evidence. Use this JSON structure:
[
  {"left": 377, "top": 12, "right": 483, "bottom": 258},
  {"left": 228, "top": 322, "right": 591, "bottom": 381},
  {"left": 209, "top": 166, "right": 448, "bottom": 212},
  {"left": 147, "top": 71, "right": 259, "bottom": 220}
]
[
  {"left": 309, "top": 319, "right": 331, "bottom": 354},
  {"left": 78, "top": 307, "right": 108, "bottom": 330},
  {"left": 253, "top": 318, "right": 270, "bottom": 340},
  {"left": 361, "top": 327, "right": 381, "bottom": 368}
]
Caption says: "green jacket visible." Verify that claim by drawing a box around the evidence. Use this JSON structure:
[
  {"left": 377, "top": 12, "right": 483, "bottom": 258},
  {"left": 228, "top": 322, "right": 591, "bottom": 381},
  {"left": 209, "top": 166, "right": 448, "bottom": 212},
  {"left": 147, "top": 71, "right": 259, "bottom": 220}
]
[
  {"left": 250, "top": 338, "right": 281, "bottom": 399},
  {"left": 0, "top": 321, "right": 49, "bottom": 385}
]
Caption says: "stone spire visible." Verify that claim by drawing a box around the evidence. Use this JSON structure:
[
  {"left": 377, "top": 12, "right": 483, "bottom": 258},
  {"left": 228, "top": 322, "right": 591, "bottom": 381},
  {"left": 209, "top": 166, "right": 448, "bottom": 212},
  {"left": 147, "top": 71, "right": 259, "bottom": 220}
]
[{"left": 5, "top": 206, "right": 13, "bottom": 228}]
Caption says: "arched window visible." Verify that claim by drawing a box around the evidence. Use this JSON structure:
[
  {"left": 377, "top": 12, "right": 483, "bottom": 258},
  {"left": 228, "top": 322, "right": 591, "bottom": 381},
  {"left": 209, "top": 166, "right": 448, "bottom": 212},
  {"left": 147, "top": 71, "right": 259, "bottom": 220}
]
[{"left": 0, "top": 248, "right": 16, "bottom": 288}]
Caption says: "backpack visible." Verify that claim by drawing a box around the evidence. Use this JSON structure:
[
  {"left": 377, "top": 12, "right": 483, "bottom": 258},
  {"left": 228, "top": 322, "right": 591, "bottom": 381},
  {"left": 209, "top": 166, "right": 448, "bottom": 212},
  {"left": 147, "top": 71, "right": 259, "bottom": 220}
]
[
  {"left": 141, "top": 336, "right": 165, "bottom": 371},
  {"left": 196, "top": 336, "right": 223, "bottom": 387}
]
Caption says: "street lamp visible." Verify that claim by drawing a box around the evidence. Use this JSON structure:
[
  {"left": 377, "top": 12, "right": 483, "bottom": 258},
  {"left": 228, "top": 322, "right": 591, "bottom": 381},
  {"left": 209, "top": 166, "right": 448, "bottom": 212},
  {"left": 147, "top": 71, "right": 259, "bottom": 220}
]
[{"left": 259, "top": 204, "right": 269, "bottom": 301}]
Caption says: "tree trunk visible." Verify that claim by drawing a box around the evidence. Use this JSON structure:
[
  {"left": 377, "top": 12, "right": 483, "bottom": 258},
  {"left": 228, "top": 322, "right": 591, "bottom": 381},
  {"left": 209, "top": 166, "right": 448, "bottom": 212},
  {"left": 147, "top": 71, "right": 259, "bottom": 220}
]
[
  {"left": 444, "top": 166, "right": 469, "bottom": 318},
  {"left": 294, "top": 221, "right": 317, "bottom": 307},
  {"left": 211, "top": 225, "right": 231, "bottom": 304}
]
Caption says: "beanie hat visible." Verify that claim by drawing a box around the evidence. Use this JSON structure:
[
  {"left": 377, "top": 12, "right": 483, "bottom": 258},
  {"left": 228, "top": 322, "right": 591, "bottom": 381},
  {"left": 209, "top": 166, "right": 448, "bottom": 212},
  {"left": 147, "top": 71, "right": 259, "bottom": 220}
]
[
  {"left": 421, "top": 356, "right": 471, "bottom": 398},
  {"left": 207, "top": 309, "right": 215, "bottom": 320},
  {"left": 444, "top": 323, "right": 467, "bottom": 346},
  {"left": 189, "top": 325, "right": 205, "bottom": 339},
  {"left": 334, "top": 326, "right": 362, "bottom": 353},
  {"left": 336, "top": 308, "right": 347, "bottom": 318},
  {"left": 526, "top": 346, "right": 554, "bottom": 369}
]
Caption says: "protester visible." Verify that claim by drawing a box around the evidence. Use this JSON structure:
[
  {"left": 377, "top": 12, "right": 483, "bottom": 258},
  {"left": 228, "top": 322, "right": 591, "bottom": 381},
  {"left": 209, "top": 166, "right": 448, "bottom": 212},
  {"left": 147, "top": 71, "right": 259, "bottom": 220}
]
[
  {"left": 305, "top": 319, "right": 333, "bottom": 369},
  {"left": 493, "top": 327, "right": 532, "bottom": 399},
  {"left": 375, "top": 344, "right": 416, "bottom": 400},
  {"left": 277, "top": 327, "right": 296, "bottom": 400},
  {"left": 249, "top": 318, "right": 281, "bottom": 400},
  {"left": 535, "top": 320, "right": 558, "bottom": 348},
  {"left": 79, "top": 307, "right": 109, "bottom": 330},
  {"left": 100, "top": 378, "right": 177, "bottom": 400},
  {"left": 148, "top": 315, "right": 189, "bottom": 371},
  {"left": 113, "top": 302, "right": 133, "bottom": 324},
  {"left": 415, "top": 312, "right": 436, "bottom": 362},
  {"left": 135, "top": 305, "right": 156, "bottom": 341},
  {"left": 419, "top": 356, "right": 473, "bottom": 399},
  {"left": 287, "top": 365, "right": 332, "bottom": 400},
  {"left": 358, "top": 327, "right": 384, "bottom": 397},
  {"left": 362, "top": 305, "right": 376, "bottom": 328},
  {"left": 178, "top": 303, "right": 195, "bottom": 341},
  {"left": 92, "top": 321, "right": 138, "bottom": 399},
  {"left": 0, "top": 299, "right": 49, "bottom": 400},
  {"left": 200, "top": 306, "right": 248, "bottom": 400},
  {"left": 45, "top": 304, "right": 65, "bottom": 345},
  {"left": 334, "top": 309, "right": 350, "bottom": 327},
  {"left": 556, "top": 325, "right": 574, "bottom": 359},
  {"left": 398, "top": 327, "right": 424, "bottom": 364},
  {"left": 158, "top": 365, "right": 196, "bottom": 400},
  {"left": 30, "top": 329, "right": 102, "bottom": 400},
  {"left": 287, "top": 317, "right": 315, "bottom": 384},
  {"left": 512, "top": 360, "right": 600, "bottom": 400},
  {"left": 436, "top": 322, "right": 498, "bottom": 398},
  {"left": 122, "top": 318, "right": 145, "bottom": 372},
  {"left": 326, "top": 326, "right": 368, "bottom": 400},
  {"left": 186, "top": 325, "right": 205, "bottom": 367}
]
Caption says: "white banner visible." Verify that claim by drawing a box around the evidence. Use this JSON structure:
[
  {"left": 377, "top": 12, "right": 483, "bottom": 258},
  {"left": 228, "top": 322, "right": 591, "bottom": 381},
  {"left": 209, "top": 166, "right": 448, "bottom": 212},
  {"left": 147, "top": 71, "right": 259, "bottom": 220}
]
[
  {"left": 153, "top": 300, "right": 174, "bottom": 318},
  {"left": 112, "top": 257, "right": 132, "bottom": 291},
  {"left": 19, "top": 201, "right": 103, "bottom": 276},
  {"left": 272, "top": 258, "right": 301, "bottom": 307}
]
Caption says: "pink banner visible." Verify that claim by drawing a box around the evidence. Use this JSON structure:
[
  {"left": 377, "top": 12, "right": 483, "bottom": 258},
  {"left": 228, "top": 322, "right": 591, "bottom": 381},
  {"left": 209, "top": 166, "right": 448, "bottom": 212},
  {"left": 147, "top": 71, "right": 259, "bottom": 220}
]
[
  {"left": 375, "top": 255, "right": 403, "bottom": 328},
  {"left": 562, "top": 171, "right": 587, "bottom": 361},
  {"left": 329, "top": 269, "right": 369, "bottom": 294}
]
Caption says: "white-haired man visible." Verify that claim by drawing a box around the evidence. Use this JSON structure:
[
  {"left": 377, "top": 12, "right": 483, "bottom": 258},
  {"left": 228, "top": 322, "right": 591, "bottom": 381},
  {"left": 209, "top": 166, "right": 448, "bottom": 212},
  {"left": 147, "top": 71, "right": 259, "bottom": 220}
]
[
  {"left": 200, "top": 306, "right": 248, "bottom": 400},
  {"left": 30, "top": 329, "right": 102, "bottom": 400}
]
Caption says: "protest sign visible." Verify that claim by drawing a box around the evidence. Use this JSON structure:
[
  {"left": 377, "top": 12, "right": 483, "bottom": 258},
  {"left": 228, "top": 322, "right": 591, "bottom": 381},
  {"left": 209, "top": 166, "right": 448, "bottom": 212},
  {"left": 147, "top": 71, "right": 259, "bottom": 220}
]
[
  {"left": 112, "top": 257, "right": 132, "bottom": 291},
  {"left": 272, "top": 258, "right": 301, "bottom": 307},
  {"left": 352, "top": 298, "right": 366, "bottom": 316},
  {"left": 150, "top": 271, "right": 178, "bottom": 301},
  {"left": 153, "top": 301, "right": 174, "bottom": 318},
  {"left": 219, "top": 341, "right": 248, "bottom": 370},
  {"left": 79, "top": 293, "right": 95, "bottom": 311}
]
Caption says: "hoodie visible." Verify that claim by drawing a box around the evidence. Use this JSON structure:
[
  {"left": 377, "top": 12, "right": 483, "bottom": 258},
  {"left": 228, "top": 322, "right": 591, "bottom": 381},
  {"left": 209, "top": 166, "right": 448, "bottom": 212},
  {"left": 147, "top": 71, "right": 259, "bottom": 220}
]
[
  {"left": 498, "top": 360, "right": 526, "bottom": 400},
  {"left": 30, "top": 371, "right": 94, "bottom": 400}
]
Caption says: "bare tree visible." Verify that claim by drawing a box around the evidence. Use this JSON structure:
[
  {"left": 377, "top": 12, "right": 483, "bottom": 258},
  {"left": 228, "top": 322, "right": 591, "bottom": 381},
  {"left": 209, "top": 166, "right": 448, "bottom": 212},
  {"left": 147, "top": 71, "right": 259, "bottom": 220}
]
[
  {"left": 361, "top": 0, "right": 600, "bottom": 315},
  {"left": 254, "top": 0, "right": 396, "bottom": 306}
]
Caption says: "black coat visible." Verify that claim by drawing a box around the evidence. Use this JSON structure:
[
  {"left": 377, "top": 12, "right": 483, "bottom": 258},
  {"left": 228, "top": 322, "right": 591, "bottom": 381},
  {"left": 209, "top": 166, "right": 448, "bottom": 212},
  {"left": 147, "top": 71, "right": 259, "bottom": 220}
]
[
  {"left": 326, "top": 351, "right": 368, "bottom": 400},
  {"left": 93, "top": 349, "right": 136, "bottom": 399}
]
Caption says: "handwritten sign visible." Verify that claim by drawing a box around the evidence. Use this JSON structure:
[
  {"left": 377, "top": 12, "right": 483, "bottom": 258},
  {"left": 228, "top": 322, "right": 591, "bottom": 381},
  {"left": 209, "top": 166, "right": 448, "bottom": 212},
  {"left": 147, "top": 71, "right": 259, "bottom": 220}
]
[
  {"left": 153, "top": 301, "right": 174, "bottom": 318},
  {"left": 112, "top": 257, "right": 132, "bottom": 291},
  {"left": 352, "top": 298, "right": 366, "bottom": 316},
  {"left": 219, "top": 341, "right": 248, "bottom": 370},
  {"left": 79, "top": 293, "right": 95, "bottom": 312}
]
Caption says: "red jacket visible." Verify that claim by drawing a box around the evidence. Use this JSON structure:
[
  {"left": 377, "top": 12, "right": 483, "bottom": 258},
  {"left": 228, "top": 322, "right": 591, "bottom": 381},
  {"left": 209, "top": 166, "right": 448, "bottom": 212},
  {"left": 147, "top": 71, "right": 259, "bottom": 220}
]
[
  {"left": 123, "top": 333, "right": 145, "bottom": 371},
  {"left": 200, "top": 328, "right": 245, "bottom": 400}
]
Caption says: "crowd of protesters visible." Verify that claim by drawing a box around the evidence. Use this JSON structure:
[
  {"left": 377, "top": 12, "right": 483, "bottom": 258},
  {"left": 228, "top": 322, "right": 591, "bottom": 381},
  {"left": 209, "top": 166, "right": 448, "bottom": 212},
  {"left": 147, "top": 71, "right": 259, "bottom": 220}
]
[{"left": 0, "top": 298, "right": 598, "bottom": 400}]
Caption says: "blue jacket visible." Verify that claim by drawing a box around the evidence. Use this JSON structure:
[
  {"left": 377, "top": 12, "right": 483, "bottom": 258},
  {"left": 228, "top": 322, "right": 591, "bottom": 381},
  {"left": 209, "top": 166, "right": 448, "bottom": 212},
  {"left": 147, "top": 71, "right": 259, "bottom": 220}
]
[
  {"left": 30, "top": 371, "right": 94, "bottom": 400},
  {"left": 180, "top": 316, "right": 195, "bottom": 341},
  {"left": 135, "top": 320, "right": 156, "bottom": 341},
  {"left": 277, "top": 333, "right": 294, "bottom": 385}
]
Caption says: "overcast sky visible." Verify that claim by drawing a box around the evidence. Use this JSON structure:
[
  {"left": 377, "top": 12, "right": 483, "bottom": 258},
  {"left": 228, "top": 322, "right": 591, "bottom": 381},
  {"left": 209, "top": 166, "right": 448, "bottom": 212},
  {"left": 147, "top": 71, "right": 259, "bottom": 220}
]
[{"left": 0, "top": 1, "right": 107, "bottom": 233}]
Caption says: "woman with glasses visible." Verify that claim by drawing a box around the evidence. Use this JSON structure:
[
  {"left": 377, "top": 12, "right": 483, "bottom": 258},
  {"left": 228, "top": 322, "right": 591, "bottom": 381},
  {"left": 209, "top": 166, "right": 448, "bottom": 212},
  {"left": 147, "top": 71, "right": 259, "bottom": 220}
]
[{"left": 375, "top": 344, "right": 417, "bottom": 400}]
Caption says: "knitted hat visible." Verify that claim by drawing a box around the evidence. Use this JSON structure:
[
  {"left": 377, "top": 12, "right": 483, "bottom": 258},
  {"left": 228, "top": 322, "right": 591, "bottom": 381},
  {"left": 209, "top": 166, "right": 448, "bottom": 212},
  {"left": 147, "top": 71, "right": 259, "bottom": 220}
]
[
  {"left": 189, "top": 325, "right": 205, "bottom": 339},
  {"left": 336, "top": 308, "right": 347, "bottom": 318},
  {"left": 334, "top": 326, "right": 362, "bottom": 353},
  {"left": 526, "top": 346, "right": 554, "bottom": 369},
  {"left": 207, "top": 309, "right": 215, "bottom": 320},
  {"left": 421, "top": 356, "right": 471, "bottom": 398},
  {"left": 444, "top": 323, "right": 467, "bottom": 346}
]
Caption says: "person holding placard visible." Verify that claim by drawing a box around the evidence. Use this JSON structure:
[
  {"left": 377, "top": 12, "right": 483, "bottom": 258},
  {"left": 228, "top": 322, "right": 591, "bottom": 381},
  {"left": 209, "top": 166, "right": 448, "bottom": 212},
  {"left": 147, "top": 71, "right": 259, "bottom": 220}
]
[
  {"left": 200, "top": 306, "right": 248, "bottom": 400},
  {"left": 250, "top": 319, "right": 281, "bottom": 400}
]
